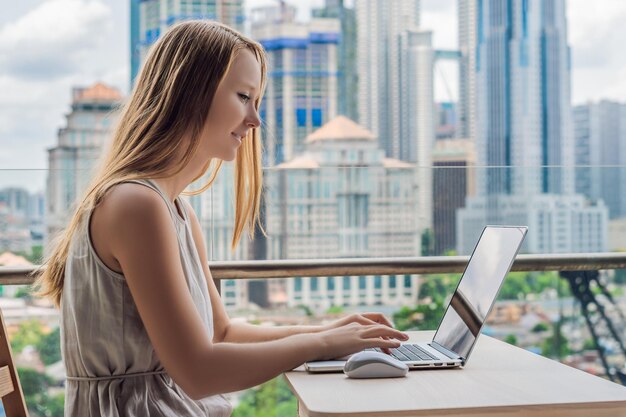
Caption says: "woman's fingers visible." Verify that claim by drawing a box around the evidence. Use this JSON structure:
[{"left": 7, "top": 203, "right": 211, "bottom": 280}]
[
  {"left": 360, "top": 324, "right": 408, "bottom": 341},
  {"left": 363, "top": 312, "right": 394, "bottom": 328}
]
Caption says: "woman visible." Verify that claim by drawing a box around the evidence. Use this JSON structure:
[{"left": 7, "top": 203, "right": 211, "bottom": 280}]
[{"left": 35, "top": 20, "right": 408, "bottom": 416}]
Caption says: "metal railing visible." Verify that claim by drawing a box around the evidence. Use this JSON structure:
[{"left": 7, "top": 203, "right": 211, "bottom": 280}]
[{"left": 2, "top": 252, "right": 626, "bottom": 285}]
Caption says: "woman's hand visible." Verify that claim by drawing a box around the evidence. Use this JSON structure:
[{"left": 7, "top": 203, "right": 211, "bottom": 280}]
[
  {"left": 324, "top": 312, "right": 395, "bottom": 330},
  {"left": 314, "top": 322, "right": 409, "bottom": 361},
  {"left": 322, "top": 313, "right": 400, "bottom": 354}
]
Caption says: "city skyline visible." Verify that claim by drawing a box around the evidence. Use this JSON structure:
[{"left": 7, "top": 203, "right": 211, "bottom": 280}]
[{"left": 1, "top": 0, "right": 626, "bottom": 191}]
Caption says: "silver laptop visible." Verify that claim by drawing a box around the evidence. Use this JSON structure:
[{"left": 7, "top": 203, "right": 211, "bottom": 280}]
[{"left": 305, "top": 225, "right": 528, "bottom": 372}]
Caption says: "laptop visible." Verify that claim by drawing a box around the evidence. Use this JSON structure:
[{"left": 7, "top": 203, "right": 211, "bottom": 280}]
[{"left": 305, "top": 225, "right": 528, "bottom": 372}]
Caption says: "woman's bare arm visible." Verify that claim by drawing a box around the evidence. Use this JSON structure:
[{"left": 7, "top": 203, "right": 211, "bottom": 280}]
[
  {"left": 183, "top": 199, "right": 329, "bottom": 342},
  {"left": 97, "top": 184, "right": 407, "bottom": 399}
]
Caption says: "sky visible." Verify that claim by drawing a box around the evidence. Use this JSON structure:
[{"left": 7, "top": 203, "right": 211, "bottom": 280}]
[{"left": 1, "top": 0, "right": 625, "bottom": 192}]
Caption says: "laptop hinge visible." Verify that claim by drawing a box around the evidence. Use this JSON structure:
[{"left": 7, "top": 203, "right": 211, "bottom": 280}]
[{"left": 431, "top": 341, "right": 464, "bottom": 363}]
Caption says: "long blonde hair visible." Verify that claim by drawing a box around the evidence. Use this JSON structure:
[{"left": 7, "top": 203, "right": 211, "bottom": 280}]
[{"left": 34, "top": 20, "right": 268, "bottom": 308}]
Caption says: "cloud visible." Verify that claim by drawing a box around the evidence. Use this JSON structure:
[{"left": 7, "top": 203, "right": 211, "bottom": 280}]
[{"left": 0, "top": 0, "right": 112, "bottom": 80}]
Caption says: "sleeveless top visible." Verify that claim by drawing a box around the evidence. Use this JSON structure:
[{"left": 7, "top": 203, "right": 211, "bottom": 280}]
[{"left": 60, "top": 179, "right": 232, "bottom": 417}]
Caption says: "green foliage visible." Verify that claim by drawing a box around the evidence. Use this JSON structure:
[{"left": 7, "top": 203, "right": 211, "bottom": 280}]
[
  {"left": 325, "top": 305, "right": 344, "bottom": 315},
  {"left": 418, "top": 274, "right": 460, "bottom": 304},
  {"left": 421, "top": 229, "right": 435, "bottom": 256},
  {"left": 37, "top": 327, "right": 61, "bottom": 366},
  {"left": 297, "top": 304, "right": 313, "bottom": 317},
  {"left": 497, "top": 272, "right": 570, "bottom": 300},
  {"left": 531, "top": 322, "right": 549, "bottom": 333},
  {"left": 583, "top": 338, "right": 596, "bottom": 351},
  {"left": 10, "top": 319, "right": 44, "bottom": 353},
  {"left": 504, "top": 334, "right": 518, "bottom": 346},
  {"left": 232, "top": 376, "right": 297, "bottom": 417},
  {"left": 541, "top": 321, "right": 571, "bottom": 359},
  {"left": 14, "top": 286, "right": 33, "bottom": 300},
  {"left": 17, "top": 368, "right": 64, "bottom": 417},
  {"left": 392, "top": 303, "right": 445, "bottom": 331}
]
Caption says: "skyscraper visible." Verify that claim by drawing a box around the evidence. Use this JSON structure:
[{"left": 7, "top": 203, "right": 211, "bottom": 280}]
[
  {"left": 312, "top": 0, "right": 358, "bottom": 123},
  {"left": 355, "top": 0, "right": 433, "bottom": 231},
  {"left": 356, "top": 0, "right": 431, "bottom": 163},
  {"left": 456, "top": 0, "right": 607, "bottom": 254},
  {"left": 130, "top": 0, "right": 245, "bottom": 85},
  {"left": 573, "top": 101, "right": 626, "bottom": 219},
  {"left": 457, "top": 0, "right": 477, "bottom": 141},
  {"left": 252, "top": 5, "right": 340, "bottom": 166},
  {"left": 474, "top": 0, "right": 573, "bottom": 196},
  {"left": 46, "top": 83, "right": 122, "bottom": 240}
]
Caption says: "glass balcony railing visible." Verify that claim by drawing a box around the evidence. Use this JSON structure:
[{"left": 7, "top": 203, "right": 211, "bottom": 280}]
[{"left": 0, "top": 166, "right": 625, "bottom": 416}]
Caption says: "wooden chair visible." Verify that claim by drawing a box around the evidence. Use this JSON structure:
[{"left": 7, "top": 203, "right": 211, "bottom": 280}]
[{"left": 0, "top": 306, "right": 29, "bottom": 416}]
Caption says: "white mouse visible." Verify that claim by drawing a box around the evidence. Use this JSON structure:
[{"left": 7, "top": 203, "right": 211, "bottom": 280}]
[{"left": 343, "top": 351, "right": 409, "bottom": 379}]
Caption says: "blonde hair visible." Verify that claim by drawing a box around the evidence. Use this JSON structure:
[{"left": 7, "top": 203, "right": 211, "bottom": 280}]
[{"left": 34, "top": 20, "right": 268, "bottom": 308}]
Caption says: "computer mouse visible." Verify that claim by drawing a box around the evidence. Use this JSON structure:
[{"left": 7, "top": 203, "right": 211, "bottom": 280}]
[{"left": 343, "top": 351, "right": 409, "bottom": 379}]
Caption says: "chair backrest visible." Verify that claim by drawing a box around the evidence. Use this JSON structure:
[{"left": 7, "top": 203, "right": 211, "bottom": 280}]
[{"left": 0, "top": 307, "right": 29, "bottom": 417}]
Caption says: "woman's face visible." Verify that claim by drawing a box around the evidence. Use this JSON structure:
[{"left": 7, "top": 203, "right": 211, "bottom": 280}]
[{"left": 199, "top": 48, "right": 262, "bottom": 161}]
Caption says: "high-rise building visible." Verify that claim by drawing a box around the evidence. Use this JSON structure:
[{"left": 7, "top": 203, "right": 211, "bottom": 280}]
[
  {"left": 46, "top": 83, "right": 122, "bottom": 240},
  {"left": 456, "top": 1, "right": 607, "bottom": 253},
  {"left": 432, "top": 139, "right": 475, "bottom": 255},
  {"left": 312, "top": 0, "right": 358, "bottom": 123},
  {"left": 266, "top": 116, "right": 421, "bottom": 310},
  {"left": 474, "top": 0, "right": 573, "bottom": 197},
  {"left": 252, "top": 4, "right": 340, "bottom": 166},
  {"left": 130, "top": 0, "right": 245, "bottom": 85},
  {"left": 457, "top": 0, "right": 477, "bottom": 141},
  {"left": 355, "top": 1, "right": 433, "bottom": 231},
  {"left": 573, "top": 101, "right": 626, "bottom": 219},
  {"left": 435, "top": 102, "right": 458, "bottom": 140},
  {"left": 356, "top": 0, "right": 431, "bottom": 163}
]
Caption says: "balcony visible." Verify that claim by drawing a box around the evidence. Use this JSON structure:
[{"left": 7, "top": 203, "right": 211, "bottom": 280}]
[{"left": 0, "top": 165, "right": 625, "bottom": 415}]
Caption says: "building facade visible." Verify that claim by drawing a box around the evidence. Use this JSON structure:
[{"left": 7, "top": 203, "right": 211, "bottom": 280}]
[
  {"left": 312, "top": 0, "right": 358, "bottom": 123},
  {"left": 265, "top": 116, "right": 421, "bottom": 311},
  {"left": 573, "top": 101, "right": 626, "bottom": 219},
  {"left": 432, "top": 139, "right": 475, "bottom": 255},
  {"left": 252, "top": 5, "right": 340, "bottom": 166},
  {"left": 457, "top": 194, "right": 608, "bottom": 255},
  {"left": 474, "top": 0, "right": 574, "bottom": 197},
  {"left": 46, "top": 83, "right": 122, "bottom": 241},
  {"left": 457, "top": 0, "right": 477, "bottom": 141},
  {"left": 130, "top": 0, "right": 245, "bottom": 85}
]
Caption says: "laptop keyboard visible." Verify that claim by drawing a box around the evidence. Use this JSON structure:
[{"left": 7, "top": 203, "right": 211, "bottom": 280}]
[{"left": 365, "top": 344, "right": 439, "bottom": 362}]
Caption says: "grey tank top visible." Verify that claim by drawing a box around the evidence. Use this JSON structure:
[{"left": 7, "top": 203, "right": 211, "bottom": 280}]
[{"left": 60, "top": 179, "right": 232, "bottom": 417}]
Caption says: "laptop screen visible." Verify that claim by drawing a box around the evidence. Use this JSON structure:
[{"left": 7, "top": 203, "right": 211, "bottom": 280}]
[{"left": 432, "top": 226, "right": 527, "bottom": 360}]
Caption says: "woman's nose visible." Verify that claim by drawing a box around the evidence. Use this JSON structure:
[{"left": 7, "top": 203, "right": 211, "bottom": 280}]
[{"left": 246, "top": 108, "right": 261, "bottom": 129}]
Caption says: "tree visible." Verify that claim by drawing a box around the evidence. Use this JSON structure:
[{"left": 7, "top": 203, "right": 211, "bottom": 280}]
[
  {"left": 531, "top": 322, "right": 549, "bottom": 333},
  {"left": 37, "top": 327, "right": 61, "bottom": 366},
  {"left": 504, "top": 334, "right": 518, "bottom": 346},
  {"left": 232, "top": 376, "right": 297, "bottom": 417},
  {"left": 10, "top": 319, "right": 44, "bottom": 353},
  {"left": 17, "top": 367, "right": 64, "bottom": 417},
  {"left": 325, "top": 305, "right": 344, "bottom": 315},
  {"left": 393, "top": 303, "right": 445, "bottom": 331},
  {"left": 418, "top": 274, "right": 460, "bottom": 304},
  {"left": 541, "top": 320, "right": 571, "bottom": 359},
  {"left": 421, "top": 229, "right": 435, "bottom": 256}
]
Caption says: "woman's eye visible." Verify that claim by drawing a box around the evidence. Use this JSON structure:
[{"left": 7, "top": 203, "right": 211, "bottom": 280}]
[{"left": 238, "top": 93, "right": 251, "bottom": 103}]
